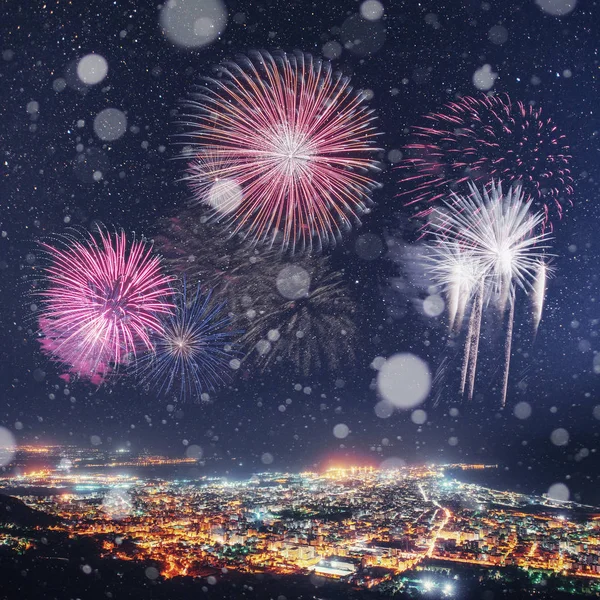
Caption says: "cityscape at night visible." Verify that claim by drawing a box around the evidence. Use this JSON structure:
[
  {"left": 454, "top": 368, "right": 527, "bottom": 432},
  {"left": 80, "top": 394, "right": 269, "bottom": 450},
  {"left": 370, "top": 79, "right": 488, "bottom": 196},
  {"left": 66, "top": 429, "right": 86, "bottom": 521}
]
[
  {"left": 2, "top": 445, "right": 600, "bottom": 598},
  {"left": 3, "top": 0, "right": 600, "bottom": 598}
]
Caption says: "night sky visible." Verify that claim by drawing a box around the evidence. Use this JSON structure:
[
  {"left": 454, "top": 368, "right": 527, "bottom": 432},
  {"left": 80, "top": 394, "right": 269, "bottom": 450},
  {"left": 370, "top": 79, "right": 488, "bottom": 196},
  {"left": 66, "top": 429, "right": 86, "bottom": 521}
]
[{"left": 2, "top": 0, "right": 600, "bottom": 503}]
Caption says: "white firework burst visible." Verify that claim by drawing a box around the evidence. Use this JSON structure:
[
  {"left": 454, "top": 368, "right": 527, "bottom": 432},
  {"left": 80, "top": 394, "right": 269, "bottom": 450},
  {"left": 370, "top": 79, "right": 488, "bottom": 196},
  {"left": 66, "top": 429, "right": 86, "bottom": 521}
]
[
  {"left": 427, "top": 181, "right": 552, "bottom": 407},
  {"left": 434, "top": 181, "right": 551, "bottom": 310}
]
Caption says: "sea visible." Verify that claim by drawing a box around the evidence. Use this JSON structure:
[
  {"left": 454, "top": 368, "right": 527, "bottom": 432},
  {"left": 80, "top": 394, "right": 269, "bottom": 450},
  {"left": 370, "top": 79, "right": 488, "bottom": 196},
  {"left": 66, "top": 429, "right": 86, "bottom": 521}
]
[{"left": 447, "top": 466, "right": 600, "bottom": 509}]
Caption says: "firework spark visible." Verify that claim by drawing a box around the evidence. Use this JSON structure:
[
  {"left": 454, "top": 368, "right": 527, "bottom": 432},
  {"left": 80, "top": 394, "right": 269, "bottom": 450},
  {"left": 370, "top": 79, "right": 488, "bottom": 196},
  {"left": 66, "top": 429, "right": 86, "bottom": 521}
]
[
  {"left": 37, "top": 229, "right": 174, "bottom": 382},
  {"left": 136, "top": 280, "right": 236, "bottom": 401},
  {"left": 427, "top": 181, "right": 551, "bottom": 406},
  {"left": 400, "top": 94, "right": 573, "bottom": 229},
  {"left": 182, "top": 50, "right": 381, "bottom": 252}
]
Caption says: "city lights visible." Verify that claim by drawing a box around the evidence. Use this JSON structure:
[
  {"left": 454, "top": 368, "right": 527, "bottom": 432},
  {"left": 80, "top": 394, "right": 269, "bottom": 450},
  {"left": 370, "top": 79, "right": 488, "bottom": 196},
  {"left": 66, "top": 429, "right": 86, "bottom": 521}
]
[{"left": 1, "top": 448, "right": 599, "bottom": 592}]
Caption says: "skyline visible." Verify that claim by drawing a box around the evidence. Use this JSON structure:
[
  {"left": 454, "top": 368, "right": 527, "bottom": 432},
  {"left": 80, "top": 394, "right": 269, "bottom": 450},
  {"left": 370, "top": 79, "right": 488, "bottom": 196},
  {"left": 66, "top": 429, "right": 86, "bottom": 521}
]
[
  {"left": 0, "top": 441, "right": 590, "bottom": 510},
  {"left": 2, "top": 460, "right": 600, "bottom": 598}
]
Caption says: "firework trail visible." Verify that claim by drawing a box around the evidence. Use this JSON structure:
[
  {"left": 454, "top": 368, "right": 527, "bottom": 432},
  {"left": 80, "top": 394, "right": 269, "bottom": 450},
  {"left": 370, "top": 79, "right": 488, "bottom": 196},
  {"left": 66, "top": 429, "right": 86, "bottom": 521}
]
[
  {"left": 182, "top": 50, "right": 381, "bottom": 252},
  {"left": 399, "top": 94, "right": 573, "bottom": 230},
  {"left": 531, "top": 261, "right": 549, "bottom": 335},
  {"left": 431, "top": 355, "right": 450, "bottom": 407},
  {"left": 465, "top": 278, "right": 485, "bottom": 401},
  {"left": 136, "top": 280, "right": 236, "bottom": 401},
  {"left": 501, "top": 288, "right": 516, "bottom": 409},
  {"left": 36, "top": 229, "right": 174, "bottom": 382},
  {"left": 459, "top": 277, "right": 484, "bottom": 399},
  {"left": 427, "top": 181, "right": 551, "bottom": 406}
]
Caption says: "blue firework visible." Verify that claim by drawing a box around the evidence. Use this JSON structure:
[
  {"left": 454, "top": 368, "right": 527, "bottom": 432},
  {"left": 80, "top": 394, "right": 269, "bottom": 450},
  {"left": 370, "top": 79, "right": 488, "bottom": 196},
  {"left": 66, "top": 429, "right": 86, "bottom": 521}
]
[{"left": 138, "top": 280, "right": 236, "bottom": 401}]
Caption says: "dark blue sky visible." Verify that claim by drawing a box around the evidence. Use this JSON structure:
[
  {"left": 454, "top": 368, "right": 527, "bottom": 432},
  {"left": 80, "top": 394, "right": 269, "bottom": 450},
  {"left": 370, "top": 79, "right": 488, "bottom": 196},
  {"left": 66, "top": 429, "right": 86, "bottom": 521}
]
[{"left": 1, "top": 0, "right": 600, "bottom": 502}]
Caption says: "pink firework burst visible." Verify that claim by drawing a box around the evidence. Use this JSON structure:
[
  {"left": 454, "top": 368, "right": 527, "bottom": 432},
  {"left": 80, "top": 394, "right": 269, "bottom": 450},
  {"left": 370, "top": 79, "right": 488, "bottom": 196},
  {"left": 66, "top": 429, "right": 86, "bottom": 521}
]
[
  {"left": 182, "top": 50, "right": 381, "bottom": 252},
  {"left": 36, "top": 229, "right": 175, "bottom": 382},
  {"left": 398, "top": 94, "right": 573, "bottom": 230}
]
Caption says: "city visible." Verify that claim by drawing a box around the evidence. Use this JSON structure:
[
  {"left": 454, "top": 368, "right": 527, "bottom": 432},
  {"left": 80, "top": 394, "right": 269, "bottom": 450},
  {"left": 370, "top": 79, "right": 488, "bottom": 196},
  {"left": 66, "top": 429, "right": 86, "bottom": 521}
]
[{"left": 1, "top": 446, "right": 600, "bottom": 597}]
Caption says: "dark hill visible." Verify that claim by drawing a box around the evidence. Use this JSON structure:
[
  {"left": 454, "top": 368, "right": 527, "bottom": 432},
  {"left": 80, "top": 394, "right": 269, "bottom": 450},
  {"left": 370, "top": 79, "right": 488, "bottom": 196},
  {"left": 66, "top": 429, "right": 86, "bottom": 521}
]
[{"left": 0, "top": 494, "right": 60, "bottom": 527}]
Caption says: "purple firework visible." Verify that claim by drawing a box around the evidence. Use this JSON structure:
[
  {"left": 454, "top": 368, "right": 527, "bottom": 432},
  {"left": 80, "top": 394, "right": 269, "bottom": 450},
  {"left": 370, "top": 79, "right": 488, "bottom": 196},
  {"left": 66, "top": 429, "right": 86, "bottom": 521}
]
[
  {"left": 181, "top": 51, "right": 381, "bottom": 252},
  {"left": 36, "top": 229, "right": 175, "bottom": 382},
  {"left": 398, "top": 94, "right": 573, "bottom": 230}
]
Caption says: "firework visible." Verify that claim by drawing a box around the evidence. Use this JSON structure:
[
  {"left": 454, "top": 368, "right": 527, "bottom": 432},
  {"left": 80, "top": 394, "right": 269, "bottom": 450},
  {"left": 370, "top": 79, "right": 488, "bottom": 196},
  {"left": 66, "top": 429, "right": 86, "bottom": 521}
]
[
  {"left": 136, "top": 280, "right": 235, "bottom": 401},
  {"left": 400, "top": 94, "right": 573, "bottom": 229},
  {"left": 156, "top": 216, "right": 356, "bottom": 374},
  {"left": 240, "top": 257, "right": 357, "bottom": 375},
  {"left": 427, "top": 181, "right": 551, "bottom": 406},
  {"left": 184, "top": 148, "right": 241, "bottom": 217},
  {"left": 36, "top": 229, "right": 174, "bottom": 382},
  {"left": 182, "top": 50, "right": 381, "bottom": 252},
  {"left": 436, "top": 182, "right": 550, "bottom": 309}
]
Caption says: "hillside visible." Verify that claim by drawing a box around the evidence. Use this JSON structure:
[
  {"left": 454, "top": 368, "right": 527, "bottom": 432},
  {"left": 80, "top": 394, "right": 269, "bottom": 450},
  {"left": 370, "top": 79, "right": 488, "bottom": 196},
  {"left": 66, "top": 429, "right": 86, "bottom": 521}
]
[{"left": 0, "top": 494, "right": 60, "bottom": 528}]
